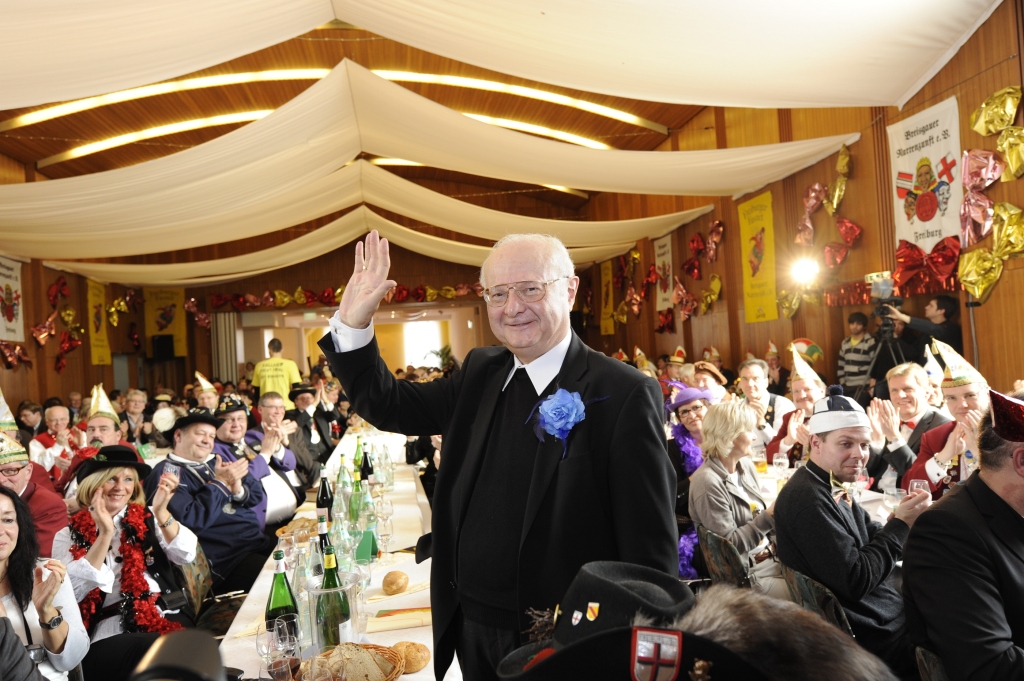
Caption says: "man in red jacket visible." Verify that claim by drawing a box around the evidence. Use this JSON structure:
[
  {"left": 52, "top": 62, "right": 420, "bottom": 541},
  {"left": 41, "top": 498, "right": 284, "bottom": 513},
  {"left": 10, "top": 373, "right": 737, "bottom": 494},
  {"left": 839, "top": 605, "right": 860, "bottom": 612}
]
[
  {"left": 902, "top": 340, "right": 988, "bottom": 499},
  {"left": 0, "top": 431, "right": 67, "bottom": 557}
]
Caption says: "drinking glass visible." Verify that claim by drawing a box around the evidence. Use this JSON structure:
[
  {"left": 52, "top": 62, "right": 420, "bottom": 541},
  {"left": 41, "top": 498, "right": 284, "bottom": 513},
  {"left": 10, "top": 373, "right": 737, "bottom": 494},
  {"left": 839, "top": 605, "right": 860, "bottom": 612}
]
[
  {"left": 163, "top": 463, "right": 180, "bottom": 480},
  {"left": 374, "top": 498, "right": 393, "bottom": 523},
  {"left": 275, "top": 613, "right": 301, "bottom": 642},
  {"left": 354, "top": 558, "right": 372, "bottom": 619},
  {"left": 375, "top": 518, "right": 393, "bottom": 565},
  {"left": 883, "top": 488, "right": 907, "bottom": 511},
  {"left": 255, "top": 621, "right": 278, "bottom": 663},
  {"left": 295, "top": 528, "right": 311, "bottom": 546},
  {"left": 267, "top": 636, "right": 299, "bottom": 681},
  {"left": 908, "top": 479, "right": 930, "bottom": 495},
  {"left": 278, "top": 533, "right": 296, "bottom": 571},
  {"left": 751, "top": 449, "right": 768, "bottom": 475},
  {"left": 772, "top": 456, "right": 789, "bottom": 477}
]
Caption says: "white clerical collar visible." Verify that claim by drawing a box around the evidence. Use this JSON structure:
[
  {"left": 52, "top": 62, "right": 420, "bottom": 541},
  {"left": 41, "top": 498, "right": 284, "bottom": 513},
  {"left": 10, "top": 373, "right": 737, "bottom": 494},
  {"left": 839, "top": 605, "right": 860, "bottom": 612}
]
[
  {"left": 168, "top": 451, "right": 216, "bottom": 465},
  {"left": 502, "top": 330, "right": 572, "bottom": 394}
]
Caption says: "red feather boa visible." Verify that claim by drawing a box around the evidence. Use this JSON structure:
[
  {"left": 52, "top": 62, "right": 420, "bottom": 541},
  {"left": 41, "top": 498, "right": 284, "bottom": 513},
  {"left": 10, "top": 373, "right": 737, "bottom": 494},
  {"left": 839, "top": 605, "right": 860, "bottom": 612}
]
[{"left": 68, "top": 504, "right": 184, "bottom": 635}]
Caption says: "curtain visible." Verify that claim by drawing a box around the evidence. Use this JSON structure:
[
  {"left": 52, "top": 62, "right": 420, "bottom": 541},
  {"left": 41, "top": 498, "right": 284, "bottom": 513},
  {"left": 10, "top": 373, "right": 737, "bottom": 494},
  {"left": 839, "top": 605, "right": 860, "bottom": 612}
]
[{"left": 43, "top": 207, "right": 634, "bottom": 285}]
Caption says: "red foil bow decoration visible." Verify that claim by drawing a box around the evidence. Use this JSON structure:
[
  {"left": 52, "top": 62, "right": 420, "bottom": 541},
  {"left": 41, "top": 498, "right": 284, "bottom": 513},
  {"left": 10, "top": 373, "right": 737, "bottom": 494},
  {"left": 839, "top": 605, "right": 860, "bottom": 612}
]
[
  {"left": 640, "top": 265, "right": 660, "bottom": 301},
  {"left": 194, "top": 313, "right": 211, "bottom": 329},
  {"left": 128, "top": 323, "right": 141, "bottom": 351},
  {"left": 682, "top": 257, "right": 701, "bottom": 281},
  {"left": 211, "top": 294, "right": 231, "bottom": 309},
  {"left": 302, "top": 288, "right": 318, "bottom": 307},
  {"left": 0, "top": 342, "right": 31, "bottom": 369},
  {"left": 230, "top": 295, "right": 246, "bottom": 312},
  {"left": 47, "top": 276, "right": 69, "bottom": 308},
  {"left": 184, "top": 298, "right": 198, "bottom": 315},
  {"left": 824, "top": 243, "right": 850, "bottom": 269},
  {"left": 689, "top": 233, "right": 706, "bottom": 258},
  {"left": 412, "top": 286, "right": 426, "bottom": 303},
  {"left": 624, "top": 282, "right": 642, "bottom": 318},
  {"left": 472, "top": 283, "right": 484, "bottom": 297},
  {"left": 58, "top": 331, "right": 82, "bottom": 356},
  {"left": 835, "top": 217, "right": 864, "bottom": 247},
  {"left": 823, "top": 282, "right": 872, "bottom": 307},
  {"left": 893, "top": 238, "right": 961, "bottom": 295},
  {"left": 796, "top": 183, "right": 827, "bottom": 246},
  {"left": 455, "top": 283, "right": 473, "bottom": 297},
  {"left": 31, "top": 310, "right": 59, "bottom": 346},
  {"left": 319, "top": 288, "right": 336, "bottom": 306},
  {"left": 960, "top": 149, "right": 1007, "bottom": 248},
  {"left": 260, "top": 290, "right": 274, "bottom": 308},
  {"left": 824, "top": 217, "right": 865, "bottom": 269},
  {"left": 124, "top": 289, "right": 142, "bottom": 313},
  {"left": 393, "top": 285, "right": 410, "bottom": 303},
  {"left": 655, "top": 308, "right": 674, "bottom": 334},
  {"left": 54, "top": 355, "right": 67, "bottom": 374},
  {"left": 705, "top": 221, "right": 724, "bottom": 262}
]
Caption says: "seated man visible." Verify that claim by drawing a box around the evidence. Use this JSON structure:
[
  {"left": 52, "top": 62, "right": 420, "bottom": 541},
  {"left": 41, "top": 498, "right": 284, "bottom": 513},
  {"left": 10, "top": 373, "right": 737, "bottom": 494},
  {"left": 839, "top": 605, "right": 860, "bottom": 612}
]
[
  {"left": 213, "top": 394, "right": 297, "bottom": 532},
  {"left": 146, "top": 409, "right": 274, "bottom": 594},
  {"left": 282, "top": 384, "right": 327, "bottom": 483},
  {"left": 693, "top": 360, "right": 728, "bottom": 403},
  {"left": 903, "top": 390, "right": 1024, "bottom": 680},
  {"left": 766, "top": 348, "right": 826, "bottom": 466},
  {"left": 250, "top": 391, "right": 314, "bottom": 495},
  {"left": 868, "top": 362, "right": 951, "bottom": 490},
  {"left": 193, "top": 371, "right": 220, "bottom": 413},
  {"left": 902, "top": 340, "right": 988, "bottom": 498},
  {"left": 738, "top": 358, "right": 795, "bottom": 461},
  {"left": 28, "top": 405, "right": 79, "bottom": 485},
  {"left": 765, "top": 341, "right": 790, "bottom": 396},
  {"left": 775, "top": 386, "right": 931, "bottom": 679},
  {"left": 0, "top": 432, "right": 67, "bottom": 557}
]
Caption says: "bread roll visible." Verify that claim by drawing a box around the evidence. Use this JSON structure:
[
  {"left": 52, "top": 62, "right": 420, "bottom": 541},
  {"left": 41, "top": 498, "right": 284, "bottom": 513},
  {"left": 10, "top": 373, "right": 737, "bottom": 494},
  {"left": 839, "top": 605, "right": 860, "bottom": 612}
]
[
  {"left": 382, "top": 571, "right": 409, "bottom": 595},
  {"left": 393, "top": 642, "right": 430, "bottom": 674}
]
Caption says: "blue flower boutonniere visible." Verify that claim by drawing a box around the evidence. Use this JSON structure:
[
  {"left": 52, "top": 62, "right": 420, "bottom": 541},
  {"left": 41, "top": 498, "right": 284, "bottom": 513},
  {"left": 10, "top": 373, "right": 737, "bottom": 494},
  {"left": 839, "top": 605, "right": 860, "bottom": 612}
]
[{"left": 527, "top": 389, "right": 608, "bottom": 459}]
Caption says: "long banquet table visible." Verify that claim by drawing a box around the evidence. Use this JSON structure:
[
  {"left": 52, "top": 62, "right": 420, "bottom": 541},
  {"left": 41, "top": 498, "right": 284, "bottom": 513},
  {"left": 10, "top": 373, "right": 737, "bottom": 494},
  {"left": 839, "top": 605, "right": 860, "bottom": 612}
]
[{"left": 220, "top": 431, "right": 463, "bottom": 680}]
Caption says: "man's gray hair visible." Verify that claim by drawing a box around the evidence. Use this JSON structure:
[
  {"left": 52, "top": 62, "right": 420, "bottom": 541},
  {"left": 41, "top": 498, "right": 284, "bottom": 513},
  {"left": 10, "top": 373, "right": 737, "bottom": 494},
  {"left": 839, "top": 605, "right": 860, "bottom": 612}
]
[
  {"left": 479, "top": 233, "right": 575, "bottom": 289},
  {"left": 44, "top": 405, "right": 69, "bottom": 419},
  {"left": 737, "top": 358, "right": 769, "bottom": 376}
]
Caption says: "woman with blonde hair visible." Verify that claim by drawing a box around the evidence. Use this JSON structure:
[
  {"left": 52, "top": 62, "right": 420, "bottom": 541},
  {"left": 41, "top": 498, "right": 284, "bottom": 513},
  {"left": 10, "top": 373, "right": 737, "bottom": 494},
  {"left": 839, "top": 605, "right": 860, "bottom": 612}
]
[
  {"left": 688, "top": 401, "right": 787, "bottom": 599},
  {"left": 52, "top": 445, "right": 198, "bottom": 681}
]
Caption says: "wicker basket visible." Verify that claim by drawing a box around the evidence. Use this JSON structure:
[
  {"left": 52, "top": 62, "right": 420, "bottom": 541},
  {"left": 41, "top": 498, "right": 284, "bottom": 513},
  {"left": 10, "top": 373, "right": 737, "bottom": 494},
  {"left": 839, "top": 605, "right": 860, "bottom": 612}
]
[{"left": 362, "top": 643, "right": 406, "bottom": 680}]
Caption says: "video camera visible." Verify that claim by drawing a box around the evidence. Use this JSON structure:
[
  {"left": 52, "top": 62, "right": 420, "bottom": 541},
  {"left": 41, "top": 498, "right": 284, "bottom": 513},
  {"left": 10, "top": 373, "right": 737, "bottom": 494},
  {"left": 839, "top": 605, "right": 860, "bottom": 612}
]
[{"left": 868, "top": 275, "right": 902, "bottom": 341}]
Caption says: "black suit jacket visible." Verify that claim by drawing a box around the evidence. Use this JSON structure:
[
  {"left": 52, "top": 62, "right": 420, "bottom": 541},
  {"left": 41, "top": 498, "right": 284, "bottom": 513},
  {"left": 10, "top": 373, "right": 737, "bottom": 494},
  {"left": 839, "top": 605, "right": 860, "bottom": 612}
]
[
  {"left": 319, "top": 331, "right": 678, "bottom": 679},
  {"left": 903, "top": 472, "right": 1024, "bottom": 680},
  {"left": 867, "top": 407, "right": 951, "bottom": 488}
]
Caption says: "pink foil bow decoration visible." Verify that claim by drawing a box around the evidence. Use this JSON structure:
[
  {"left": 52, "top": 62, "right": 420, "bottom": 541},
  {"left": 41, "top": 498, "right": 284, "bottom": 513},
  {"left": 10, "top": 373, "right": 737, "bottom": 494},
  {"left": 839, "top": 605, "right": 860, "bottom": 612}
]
[
  {"left": 194, "top": 313, "right": 211, "bottom": 329},
  {"left": 689, "top": 233, "right": 706, "bottom": 258},
  {"left": 455, "top": 283, "right": 473, "bottom": 297},
  {"left": 960, "top": 149, "right": 1007, "bottom": 247},
  {"left": 824, "top": 243, "right": 850, "bottom": 268},
  {"left": 31, "top": 310, "right": 59, "bottom": 347},
  {"left": 472, "top": 283, "right": 484, "bottom": 297},
  {"left": 655, "top": 308, "right": 674, "bottom": 334},
  {"left": 671, "top": 276, "right": 686, "bottom": 305},
  {"left": 796, "top": 183, "right": 827, "bottom": 246},
  {"left": 184, "top": 298, "right": 198, "bottom": 315},
  {"left": 244, "top": 293, "right": 261, "bottom": 308},
  {"left": 0, "top": 342, "right": 31, "bottom": 369},
  {"left": 624, "top": 282, "right": 642, "bottom": 318},
  {"left": 705, "top": 221, "right": 724, "bottom": 262},
  {"left": 260, "top": 290, "right": 274, "bottom": 308},
  {"left": 383, "top": 287, "right": 396, "bottom": 304}
]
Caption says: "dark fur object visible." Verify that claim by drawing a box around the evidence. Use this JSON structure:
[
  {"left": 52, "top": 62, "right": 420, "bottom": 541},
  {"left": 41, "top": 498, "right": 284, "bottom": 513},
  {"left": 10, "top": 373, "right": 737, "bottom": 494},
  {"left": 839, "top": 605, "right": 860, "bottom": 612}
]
[
  {"left": 635, "top": 585, "right": 899, "bottom": 681},
  {"left": 524, "top": 607, "right": 556, "bottom": 643}
]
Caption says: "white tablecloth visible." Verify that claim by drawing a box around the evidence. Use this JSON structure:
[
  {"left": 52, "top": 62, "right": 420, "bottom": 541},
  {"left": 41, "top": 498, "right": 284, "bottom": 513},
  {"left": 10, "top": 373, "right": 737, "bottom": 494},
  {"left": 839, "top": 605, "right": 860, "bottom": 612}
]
[
  {"left": 755, "top": 471, "right": 888, "bottom": 520},
  {"left": 220, "top": 449, "right": 461, "bottom": 680}
]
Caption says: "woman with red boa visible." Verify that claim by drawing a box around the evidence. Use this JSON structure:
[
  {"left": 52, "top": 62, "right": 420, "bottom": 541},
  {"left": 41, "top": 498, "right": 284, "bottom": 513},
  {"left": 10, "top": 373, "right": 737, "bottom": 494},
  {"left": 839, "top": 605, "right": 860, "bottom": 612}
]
[{"left": 52, "top": 445, "right": 198, "bottom": 681}]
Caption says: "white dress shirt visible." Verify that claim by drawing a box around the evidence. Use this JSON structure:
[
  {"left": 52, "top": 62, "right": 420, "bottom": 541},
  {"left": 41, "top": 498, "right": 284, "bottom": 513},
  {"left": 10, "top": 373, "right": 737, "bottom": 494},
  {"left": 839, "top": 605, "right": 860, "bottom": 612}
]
[
  {"left": 329, "top": 311, "right": 572, "bottom": 395},
  {"left": 28, "top": 434, "right": 74, "bottom": 475},
  {"left": 52, "top": 506, "right": 198, "bottom": 642}
]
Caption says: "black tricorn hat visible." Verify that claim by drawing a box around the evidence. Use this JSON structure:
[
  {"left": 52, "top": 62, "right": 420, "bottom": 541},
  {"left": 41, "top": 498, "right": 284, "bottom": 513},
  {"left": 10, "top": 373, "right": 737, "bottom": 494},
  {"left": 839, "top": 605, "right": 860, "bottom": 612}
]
[
  {"left": 164, "top": 408, "right": 223, "bottom": 441},
  {"left": 76, "top": 445, "right": 152, "bottom": 484},
  {"left": 496, "top": 561, "right": 765, "bottom": 680},
  {"left": 288, "top": 383, "right": 317, "bottom": 402}
]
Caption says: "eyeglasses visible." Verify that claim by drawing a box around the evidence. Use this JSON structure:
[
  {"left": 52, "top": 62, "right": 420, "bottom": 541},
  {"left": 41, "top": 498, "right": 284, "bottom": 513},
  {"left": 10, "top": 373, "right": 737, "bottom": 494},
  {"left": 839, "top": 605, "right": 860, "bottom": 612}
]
[
  {"left": 677, "top": 404, "right": 706, "bottom": 419},
  {"left": 482, "top": 278, "right": 568, "bottom": 307},
  {"left": 0, "top": 464, "right": 28, "bottom": 478}
]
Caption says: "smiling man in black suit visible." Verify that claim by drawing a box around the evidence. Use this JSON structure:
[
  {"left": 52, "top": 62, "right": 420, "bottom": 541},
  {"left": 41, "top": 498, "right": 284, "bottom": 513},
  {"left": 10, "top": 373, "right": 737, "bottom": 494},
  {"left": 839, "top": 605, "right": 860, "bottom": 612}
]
[{"left": 319, "top": 231, "right": 677, "bottom": 681}]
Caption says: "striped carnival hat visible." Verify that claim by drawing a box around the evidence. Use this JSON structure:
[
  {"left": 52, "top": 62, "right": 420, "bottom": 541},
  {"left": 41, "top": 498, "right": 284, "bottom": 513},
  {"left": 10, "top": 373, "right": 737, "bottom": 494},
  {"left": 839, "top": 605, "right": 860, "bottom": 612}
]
[{"left": 932, "top": 340, "right": 986, "bottom": 389}]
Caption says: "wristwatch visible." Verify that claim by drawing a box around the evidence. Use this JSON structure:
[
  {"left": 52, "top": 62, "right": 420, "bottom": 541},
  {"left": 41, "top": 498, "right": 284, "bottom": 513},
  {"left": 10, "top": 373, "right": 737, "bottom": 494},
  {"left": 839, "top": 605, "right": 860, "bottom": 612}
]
[{"left": 39, "top": 612, "right": 63, "bottom": 630}]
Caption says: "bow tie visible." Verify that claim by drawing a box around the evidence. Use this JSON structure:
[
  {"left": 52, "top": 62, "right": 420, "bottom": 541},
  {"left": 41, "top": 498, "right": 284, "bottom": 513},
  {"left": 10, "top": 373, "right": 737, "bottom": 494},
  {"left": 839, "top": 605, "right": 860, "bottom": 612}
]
[
  {"left": 829, "top": 471, "right": 854, "bottom": 507},
  {"left": 900, "top": 420, "right": 917, "bottom": 430}
]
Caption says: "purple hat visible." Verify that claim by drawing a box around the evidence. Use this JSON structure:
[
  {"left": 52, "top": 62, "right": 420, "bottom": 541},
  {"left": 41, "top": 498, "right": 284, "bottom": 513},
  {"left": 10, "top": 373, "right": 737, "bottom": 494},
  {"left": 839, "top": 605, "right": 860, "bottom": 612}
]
[{"left": 666, "top": 384, "right": 713, "bottom": 414}]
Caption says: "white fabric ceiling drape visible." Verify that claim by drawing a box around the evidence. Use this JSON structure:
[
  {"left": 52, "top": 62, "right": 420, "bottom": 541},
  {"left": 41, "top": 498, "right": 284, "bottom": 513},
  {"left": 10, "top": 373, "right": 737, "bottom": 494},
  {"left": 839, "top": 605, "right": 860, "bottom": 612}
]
[
  {"left": 0, "top": 1, "right": 999, "bottom": 110},
  {"left": 43, "top": 207, "right": 634, "bottom": 285},
  {"left": 0, "top": 0, "right": 334, "bottom": 110},
  {"left": 0, "top": 61, "right": 853, "bottom": 258}
]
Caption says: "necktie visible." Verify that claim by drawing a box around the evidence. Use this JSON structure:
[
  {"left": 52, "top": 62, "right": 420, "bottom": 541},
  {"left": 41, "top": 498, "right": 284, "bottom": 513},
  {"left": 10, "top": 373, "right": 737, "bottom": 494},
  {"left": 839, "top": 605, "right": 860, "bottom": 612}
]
[{"left": 901, "top": 420, "right": 917, "bottom": 430}]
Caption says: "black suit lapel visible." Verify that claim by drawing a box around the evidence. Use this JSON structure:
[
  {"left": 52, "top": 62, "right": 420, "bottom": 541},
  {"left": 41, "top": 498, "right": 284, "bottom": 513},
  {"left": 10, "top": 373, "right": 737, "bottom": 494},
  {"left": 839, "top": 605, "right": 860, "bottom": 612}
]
[
  {"left": 520, "top": 333, "right": 589, "bottom": 548},
  {"left": 908, "top": 411, "right": 932, "bottom": 452},
  {"left": 969, "top": 475, "right": 1024, "bottom": 566},
  {"left": 457, "top": 354, "right": 514, "bottom": 526}
]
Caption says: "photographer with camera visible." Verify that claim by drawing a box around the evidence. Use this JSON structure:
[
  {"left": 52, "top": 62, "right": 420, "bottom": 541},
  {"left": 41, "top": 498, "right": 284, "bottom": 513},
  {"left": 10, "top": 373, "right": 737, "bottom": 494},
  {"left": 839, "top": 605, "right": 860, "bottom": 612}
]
[{"left": 882, "top": 294, "right": 963, "bottom": 358}]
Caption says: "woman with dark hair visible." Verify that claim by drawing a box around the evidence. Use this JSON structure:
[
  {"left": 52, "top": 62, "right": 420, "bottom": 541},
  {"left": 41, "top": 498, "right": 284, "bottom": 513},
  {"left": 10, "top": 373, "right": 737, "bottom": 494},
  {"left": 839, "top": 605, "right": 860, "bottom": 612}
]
[
  {"left": 664, "top": 384, "right": 712, "bottom": 579},
  {"left": 51, "top": 445, "right": 197, "bottom": 681},
  {"left": 0, "top": 477, "right": 90, "bottom": 681}
]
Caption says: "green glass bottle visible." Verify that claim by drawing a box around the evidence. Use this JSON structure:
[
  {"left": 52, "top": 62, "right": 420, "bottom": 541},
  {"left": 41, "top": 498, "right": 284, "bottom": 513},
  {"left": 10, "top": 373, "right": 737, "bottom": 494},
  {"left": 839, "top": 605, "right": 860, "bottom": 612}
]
[
  {"left": 352, "top": 437, "right": 363, "bottom": 471},
  {"left": 316, "top": 546, "right": 352, "bottom": 647},
  {"left": 335, "top": 453, "right": 353, "bottom": 501},
  {"left": 348, "top": 479, "right": 363, "bottom": 525},
  {"left": 265, "top": 550, "right": 299, "bottom": 621}
]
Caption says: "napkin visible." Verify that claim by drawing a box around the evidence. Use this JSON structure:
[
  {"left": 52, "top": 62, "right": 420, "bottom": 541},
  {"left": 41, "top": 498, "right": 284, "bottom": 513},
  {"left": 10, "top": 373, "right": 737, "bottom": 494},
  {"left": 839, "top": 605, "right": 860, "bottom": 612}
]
[{"left": 366, "top": 607, "right": 432, "bottom": 632}]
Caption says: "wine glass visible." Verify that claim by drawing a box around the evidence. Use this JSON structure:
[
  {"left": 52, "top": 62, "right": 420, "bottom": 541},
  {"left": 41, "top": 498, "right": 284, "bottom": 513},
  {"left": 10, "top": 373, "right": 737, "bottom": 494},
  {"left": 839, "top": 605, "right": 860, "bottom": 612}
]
[
  {"left": 255, "top": 621, "right": 278, "bottom": 663},
  {"left": 772, "top": 456, "right": 789, "bottom": 477},
  {"left": 268, "top": 635, "right": 299, "bottom": 681},
  {"left": 883, "top": 488, "right": 907, "bottom": 511},
  {"left": 908, "top": 479, "right": 930, "bottom": 496},
  {"left": 277, "top": 533, "right": 296, "bottom": 571},
  {"left": 374, "top": 498, "right": 393, "bottom": 523},
  {"left": 295, "top": 527, "right": 310, "bottom": 546},
  {"left": 375, "top": 517, "right": 394, "bottom": 565},
  {"left": 275, "top": 613, "right": 301, "bottom": 642}
]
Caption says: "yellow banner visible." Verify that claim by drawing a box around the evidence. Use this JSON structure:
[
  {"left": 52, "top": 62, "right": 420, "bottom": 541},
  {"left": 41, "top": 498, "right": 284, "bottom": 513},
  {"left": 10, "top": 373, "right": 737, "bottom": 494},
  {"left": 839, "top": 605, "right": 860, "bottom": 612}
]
[
  {"left": 738, "top": 191, "right": 779, "bottom": 323},
  {"left": 86, "top": 279, "right": 111, "bottom": 365},
  {"left": 143, "top": 288, "right": 187, "bottom": 357},
  {"left": 600, "top": 260, "right": 615, "bottom": 335}
]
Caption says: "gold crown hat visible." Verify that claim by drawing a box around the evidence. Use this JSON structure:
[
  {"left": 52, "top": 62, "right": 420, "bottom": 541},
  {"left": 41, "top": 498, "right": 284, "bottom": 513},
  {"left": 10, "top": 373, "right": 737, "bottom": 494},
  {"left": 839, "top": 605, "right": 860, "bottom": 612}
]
[
  {"left": 194, "top": 371, "right": 218, "bottom": 394},
  {"left": 633, "top": 346, "right": 654, "bottom": 372},
  {"left": 611, "top": 349, "right": 628, "bottom": 362},
  {"left": 0, "top": 385, "right": 15, "bottom": 431},
  {"left": 789, "top": 344, "right": 819, "bottom": 383},
  {"left": 932, "top": 339, "right": 987, "bottom": 389},
  {"left": 745, "top": 350, "right": 757, "bottom": 361},
  {"left": 702, "top": 346, "right": 721, "bottom": 361},
  {"left": 88, "top": 383, "right": 121, "bottom": 424},
  {"left": 0, "top": 430, "right": 27, "bottom": 466},
  {"left": 667, "top": 346, "right": 687, "bottom": 366},
  {"left": 922, "top": 345, "right": 943, "bottom": 383},
  {"left": 765, "top": 340, "right": 779, "bottom": 357}
]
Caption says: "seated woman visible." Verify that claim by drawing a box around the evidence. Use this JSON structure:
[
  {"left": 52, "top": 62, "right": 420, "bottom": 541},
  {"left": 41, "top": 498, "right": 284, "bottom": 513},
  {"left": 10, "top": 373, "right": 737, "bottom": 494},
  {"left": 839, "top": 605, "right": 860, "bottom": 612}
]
[
  {"left": 52, "top": 445, "right": 198, "bottom": 681},
  {"left": 0, "top": 483, "right": 89, "bottom": 681},
  {"left": 688, "top": 401, "right": 787, "bottom": 599},
  {"left": 664, "top": 384, "right": 712, "bottom": 579}
]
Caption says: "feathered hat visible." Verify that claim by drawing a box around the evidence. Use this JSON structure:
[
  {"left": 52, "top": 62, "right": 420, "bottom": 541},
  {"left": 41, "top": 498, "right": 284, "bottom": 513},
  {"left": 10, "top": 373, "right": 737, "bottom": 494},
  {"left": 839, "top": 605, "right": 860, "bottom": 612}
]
[
  {"left": 0, "top": 385, "right": 15, "bottom": 431},
  {"left": 88, "top": 383, "right": 120, "bottom": 424},
  {"left": 931, "top": 340, "right": 987, "bottom": 389}
]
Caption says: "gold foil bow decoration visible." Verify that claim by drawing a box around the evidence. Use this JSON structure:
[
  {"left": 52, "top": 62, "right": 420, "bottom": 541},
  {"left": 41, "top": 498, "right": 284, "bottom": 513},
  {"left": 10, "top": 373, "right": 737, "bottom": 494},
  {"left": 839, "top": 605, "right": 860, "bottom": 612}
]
[
  {"left": 613, "top": 300, "right": 629, "bottom": 325},
  {"left": 292, "top": 287, "right": 307, "bottom": 306},
  {"left": 425, "top": 286, "right": 439, "bottom": 302},
  {"left": 31, "top": 310, "right": 59, "bottom": 346},
  {"left": 699, "top": 274, "right": 722, "bottom": 315},
  {"left": 823, "top": 176, "right": 847, "bottom": 216},
  {"left": 959, "top": 201, "right": 1024, "bottom": 303},
  {"left": 836, "top": 144, "right": 852, "bottom": 177},
  {"left": 970, "top": 86, "right": 1022, "bottom": 136},
  {"left": 776, "top": 289, "right": 821, "bottom": 319},
  {"left": 59, "top": 306, "right": 85, "bottom": 340},
  {"left": 273, "top": 290, "right": 292, "bottom": 308},
  {"left": 106, "top": 298, "right": 128, "bottom": 327},
  {"left": 335, "top": 286, "right": 345, "bottom": 303},
  {"left": 439, "top": 286, "right": 457, "bottom": 300},
  {"left": 996, "top": 126, "right": 1024, "bottom": 181}
]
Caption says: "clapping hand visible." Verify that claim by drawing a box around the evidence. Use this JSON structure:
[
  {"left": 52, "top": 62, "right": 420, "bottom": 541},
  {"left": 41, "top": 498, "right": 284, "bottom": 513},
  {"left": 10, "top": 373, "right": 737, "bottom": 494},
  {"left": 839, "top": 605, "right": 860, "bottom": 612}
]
[
  {"left": 89, "top": 488, "right": 115, "bottom": 536},
  {"left": 337, "top": 231, "right": 398, "bottom": 329},
  {"left": 32, "top": 560, "right": 66, "bottom": 620},
  {"left": 214, "top": 455, "right": 249, "bottom": 495},
  {"left": 872, "top": 398, "right": 902, "bottom": 441},
  {"left": 747, "top": 396, "right": 767, "bottom": 428},
  {"left": 54, "top": 429, "right": 70, "bottom": 448},
  {"left": 866, "top": 400, "right": 885, "bottom": 446},
  {"left": 960, "top": 410, "right": 982, "bottom": 453},
  {"left": 785, "top": 411, "right": 809, "bottom": 447},
  {"left": 150, "top": 472, "right": 178, "bottom": 514},
  {"left": 937, "top": 427, "right": 966, "bottom": 466}
]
